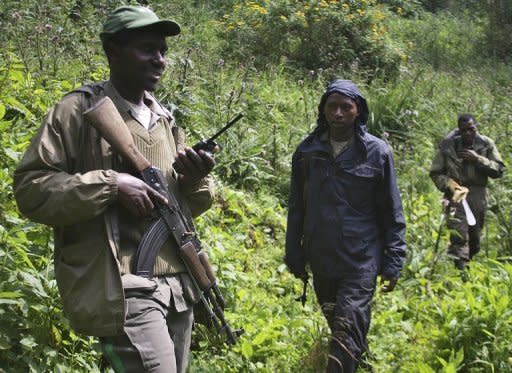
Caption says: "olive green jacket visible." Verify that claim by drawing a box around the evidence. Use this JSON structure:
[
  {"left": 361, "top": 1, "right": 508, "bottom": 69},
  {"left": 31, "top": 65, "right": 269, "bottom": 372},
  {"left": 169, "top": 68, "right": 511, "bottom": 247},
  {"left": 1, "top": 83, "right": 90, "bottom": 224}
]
[
  {"left": 13, "top": 82, "right": 214, "bottom": 336},
  {"left": 430, "top": 131, "right": 505, "bottom": 193}
]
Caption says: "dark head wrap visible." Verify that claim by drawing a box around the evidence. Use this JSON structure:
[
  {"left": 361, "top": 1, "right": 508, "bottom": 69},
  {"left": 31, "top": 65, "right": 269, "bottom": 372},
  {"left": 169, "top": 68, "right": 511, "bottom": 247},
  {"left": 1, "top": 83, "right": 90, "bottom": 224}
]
[{"left": 315, "top": 79, "right": 369, "bottom": 133}]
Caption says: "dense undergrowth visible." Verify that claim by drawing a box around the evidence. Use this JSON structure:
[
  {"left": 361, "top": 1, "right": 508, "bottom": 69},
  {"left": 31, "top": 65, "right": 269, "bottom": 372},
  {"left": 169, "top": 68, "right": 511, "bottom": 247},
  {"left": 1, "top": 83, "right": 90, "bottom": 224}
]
[{"left": 1, "top": 0, "right": 511, "bottom": 372}]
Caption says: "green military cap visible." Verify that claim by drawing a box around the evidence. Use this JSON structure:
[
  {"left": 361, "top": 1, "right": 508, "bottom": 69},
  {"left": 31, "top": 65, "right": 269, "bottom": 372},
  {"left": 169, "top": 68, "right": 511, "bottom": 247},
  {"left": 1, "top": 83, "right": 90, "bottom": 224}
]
[{"left": 101, "top": 5, "right": 180, "bottom": 39}]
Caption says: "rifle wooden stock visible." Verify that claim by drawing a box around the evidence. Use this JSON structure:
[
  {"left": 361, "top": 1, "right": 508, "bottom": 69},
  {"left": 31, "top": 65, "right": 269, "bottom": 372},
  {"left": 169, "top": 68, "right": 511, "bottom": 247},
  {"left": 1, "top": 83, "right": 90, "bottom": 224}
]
[
  {"left": 199, "top": 251, "right": 226, "bottom": 309},
  {"left": 83, "top": 96, "right": 151, "bottom": 172},
  {"left": 180, "top": 242, "right": 212, "bottom": 291},
  {"left": 198, "top": 251, "right": 216, "bottom": 284}
]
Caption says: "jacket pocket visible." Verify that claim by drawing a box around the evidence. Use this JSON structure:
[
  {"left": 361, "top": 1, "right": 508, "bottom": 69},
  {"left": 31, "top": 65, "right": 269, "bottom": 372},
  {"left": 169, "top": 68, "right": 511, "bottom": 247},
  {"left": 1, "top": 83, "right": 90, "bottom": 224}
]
[
  {"left": 340, "top": 165, "right": 380, "bottom": 209},
  {"left": 343, "top": 164, "right": 379, "bottom": 184},
  {"left": 341, "top": 223, "right": 370, "bottom": 259},
  {"left": 55, "top": 239, "right": 124, "bottom": 336},
  {"left": 121, "top": 274, "right": 157, "bottom": 292}
]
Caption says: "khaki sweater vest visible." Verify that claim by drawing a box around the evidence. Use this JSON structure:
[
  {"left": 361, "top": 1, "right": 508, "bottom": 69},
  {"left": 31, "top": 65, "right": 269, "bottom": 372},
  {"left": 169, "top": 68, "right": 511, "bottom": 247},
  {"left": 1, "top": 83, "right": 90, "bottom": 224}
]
[{"left": 118, "top": 116, "right": 186, "bottom": 276}]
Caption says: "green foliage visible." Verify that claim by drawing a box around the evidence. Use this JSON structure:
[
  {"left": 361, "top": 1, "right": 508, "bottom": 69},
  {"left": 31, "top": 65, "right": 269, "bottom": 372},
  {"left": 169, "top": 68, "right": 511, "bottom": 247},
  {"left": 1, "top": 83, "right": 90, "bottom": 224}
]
[
  {"left": 370, "top": 260, "right": 512, "bottom": 371},
  {"left": 218, "top": 0, "right": 403, "bottom": 80},
  {"left": 388, "top": 11, "right": 485, "bottom": 70},
  {"left": 1, "top": 0, "right": 112, "bottom": 82},
  {"left": 0, "top": 55, "right": 104, "bottom": 371},
  {"left": 376, "top": 0, "right": 424, "bottom": 17},
  {"left": 394, "top": 0, "right": 512, "bottom": 66},
  {"left": 158, "top": 57, "right": 325, "bottom": 196},
  {"left": 1, "top": 0, "right": 512, "bottom": 371},
  {"left": 483, "top": 0, "right": 512, "bottom": 61}
]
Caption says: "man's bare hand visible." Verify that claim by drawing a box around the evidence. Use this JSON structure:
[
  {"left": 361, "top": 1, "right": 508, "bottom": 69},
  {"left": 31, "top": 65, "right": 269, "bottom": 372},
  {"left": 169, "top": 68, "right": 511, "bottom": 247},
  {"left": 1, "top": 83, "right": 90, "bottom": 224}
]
[
  {"left": 117, "top": 173, "right": 168, "bottom": 217},
  {"left": 380, "top": 275, "right": 398, "bottom": 293},
  {"left": 457, "top": 149, "right": 479, "bottom": 162},
  {"left": 173, "top": 147, "right": 216, "bottom": 186},
  {"left": 452, "top": 185, "right": 469, "bottom": 203}
]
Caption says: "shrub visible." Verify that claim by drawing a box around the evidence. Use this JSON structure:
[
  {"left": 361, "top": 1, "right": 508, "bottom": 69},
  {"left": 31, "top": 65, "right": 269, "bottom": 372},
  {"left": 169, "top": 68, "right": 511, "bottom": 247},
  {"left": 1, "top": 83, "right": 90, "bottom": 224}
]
[
  {"left": 389, "top": 11, "right": 485, "bottom": 70},
  {"left": 218, "top": 0, "right": 403, "bottom": 80}
]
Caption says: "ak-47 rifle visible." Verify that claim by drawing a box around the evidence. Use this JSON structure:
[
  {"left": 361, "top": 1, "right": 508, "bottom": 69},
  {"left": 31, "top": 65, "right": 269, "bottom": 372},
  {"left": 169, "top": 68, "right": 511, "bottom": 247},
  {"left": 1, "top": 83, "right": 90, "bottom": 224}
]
[{"left": 83, "top": 96, "right": 243, "bottom": 345}]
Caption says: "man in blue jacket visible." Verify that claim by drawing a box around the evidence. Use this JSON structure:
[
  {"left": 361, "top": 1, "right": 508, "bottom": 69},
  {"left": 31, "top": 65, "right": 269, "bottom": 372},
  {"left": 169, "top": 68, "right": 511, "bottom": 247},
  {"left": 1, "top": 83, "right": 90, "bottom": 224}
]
[{"left": 285, "top": 79, "right": 406, "bottom": 372}]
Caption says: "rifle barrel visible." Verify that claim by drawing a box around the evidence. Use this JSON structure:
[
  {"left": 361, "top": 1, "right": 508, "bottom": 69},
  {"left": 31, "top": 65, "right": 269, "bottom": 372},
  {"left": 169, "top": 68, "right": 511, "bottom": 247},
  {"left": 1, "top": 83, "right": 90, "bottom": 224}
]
[{"left": 209, "top": 113, "right": 243, "bottom": 142}]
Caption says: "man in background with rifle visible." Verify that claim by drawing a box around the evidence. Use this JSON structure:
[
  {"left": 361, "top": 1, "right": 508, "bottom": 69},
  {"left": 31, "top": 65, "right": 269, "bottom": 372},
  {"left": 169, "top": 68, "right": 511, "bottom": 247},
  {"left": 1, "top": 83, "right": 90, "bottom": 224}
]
[
  {"left": 430, "top": 113, "right": 505, "bottom": 270},
  {"left": 14, "top": 5, "right": 237, "bottom": 372}
]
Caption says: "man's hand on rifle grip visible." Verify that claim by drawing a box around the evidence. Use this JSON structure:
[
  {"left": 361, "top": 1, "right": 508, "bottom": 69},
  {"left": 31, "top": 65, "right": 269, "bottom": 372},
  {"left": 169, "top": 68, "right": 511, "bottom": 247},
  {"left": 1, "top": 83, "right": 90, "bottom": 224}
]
[
  {"left": 117, "top": 173, "right": 168, "bottom": 217},
  {"left": 174, "top": 146, "right": 218, "bottom": 186}
]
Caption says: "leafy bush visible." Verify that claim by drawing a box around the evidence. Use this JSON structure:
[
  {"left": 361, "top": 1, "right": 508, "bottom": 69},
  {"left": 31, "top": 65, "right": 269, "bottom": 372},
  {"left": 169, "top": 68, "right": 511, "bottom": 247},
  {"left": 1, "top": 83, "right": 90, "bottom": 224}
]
[
  {"left": 0, "top": 55, "right": 105, "bottom": 372},
  {"left": 218, "top": 0, "right": 403, "bottom": 80},
  {"left": 483, "top": 0, "right": 512, "bottom": 61},
  {"left": 1, "top": 0, "right": 111, "bottom": 82},
  {"left": 158, "top": 57, "right": 325, "bottom": 196},
  {"left": 377, "top": 0, "right": 424, "bottom": 17},
  {"left": 370, "top": 260, "right": 512, "bottom": 371},
  {"left": 387, "top": 10, "right": 485, "bottom": 70}
]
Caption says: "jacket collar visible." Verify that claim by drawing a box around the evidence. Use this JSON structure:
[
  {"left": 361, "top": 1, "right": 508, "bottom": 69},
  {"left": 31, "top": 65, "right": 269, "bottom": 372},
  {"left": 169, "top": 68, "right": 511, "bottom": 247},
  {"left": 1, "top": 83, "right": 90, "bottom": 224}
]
[
  {"left": 451, "top": 132, "right": 487, "bottom": 152},
  {"left": 303, "top": 125, "right": 369, "bottom": 160}
]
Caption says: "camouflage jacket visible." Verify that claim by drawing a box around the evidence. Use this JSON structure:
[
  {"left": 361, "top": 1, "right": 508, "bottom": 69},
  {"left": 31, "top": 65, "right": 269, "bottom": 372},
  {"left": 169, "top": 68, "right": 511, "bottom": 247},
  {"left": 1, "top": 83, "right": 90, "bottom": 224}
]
[{"left": 430, "top": 131, "right": 505, "bottom": 193}]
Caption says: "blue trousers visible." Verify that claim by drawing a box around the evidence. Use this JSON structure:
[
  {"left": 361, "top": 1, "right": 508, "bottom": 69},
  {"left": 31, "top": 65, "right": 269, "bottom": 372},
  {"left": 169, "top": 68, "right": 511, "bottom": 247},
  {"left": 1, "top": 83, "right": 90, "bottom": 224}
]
[{"left": 313, "top": 274, "right": 376, "bottom": 373}]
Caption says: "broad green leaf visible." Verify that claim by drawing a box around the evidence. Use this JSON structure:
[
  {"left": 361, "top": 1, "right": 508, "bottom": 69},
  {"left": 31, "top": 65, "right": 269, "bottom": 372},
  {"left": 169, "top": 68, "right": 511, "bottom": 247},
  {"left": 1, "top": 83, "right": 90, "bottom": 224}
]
[
  {"left": 0, "top": 299, "right": 21, "bottom": 305},
  {"left": 0, "top": 119, "right": 11, "bottom": 131},
  {"left": 0, "top": 291, "right": 21, "bottom": 299},
  {"left": 240, "top": 340, "right": 253, "bottom": 358},
  {"left": 4, "top": 148, "right": 21, "bottom": 162},
  {"left": 0, "top": 335, "right": 12, "bottom": 350},
  {"left": 20, "top": 336, "right": 37, "bottom": 350},
  {"left": 51, "top": 325, "right": 62, "bottom": 345},
  {"left": 252, "top": 330, "right": 269, "bottom": 346},
  {"left": 9, "top": 69, "right": 24, "bottom": 83}
]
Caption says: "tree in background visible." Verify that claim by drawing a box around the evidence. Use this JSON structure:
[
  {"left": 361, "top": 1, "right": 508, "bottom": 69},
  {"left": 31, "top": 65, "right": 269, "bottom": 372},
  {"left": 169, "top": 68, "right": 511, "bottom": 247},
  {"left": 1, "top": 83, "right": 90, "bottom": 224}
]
[{"left": 485, "top": 0, "right": 512, "bottom": 60}]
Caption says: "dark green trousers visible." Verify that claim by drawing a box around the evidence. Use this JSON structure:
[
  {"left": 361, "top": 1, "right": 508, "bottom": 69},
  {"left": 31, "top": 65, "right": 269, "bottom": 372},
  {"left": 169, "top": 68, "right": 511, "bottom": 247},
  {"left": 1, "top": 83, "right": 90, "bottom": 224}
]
[
  {"left": 101, "top": 276, "right": 194, "bottom": 373},
  {"left": 447, "top": 186, "right": 487, "bottom": 262}
]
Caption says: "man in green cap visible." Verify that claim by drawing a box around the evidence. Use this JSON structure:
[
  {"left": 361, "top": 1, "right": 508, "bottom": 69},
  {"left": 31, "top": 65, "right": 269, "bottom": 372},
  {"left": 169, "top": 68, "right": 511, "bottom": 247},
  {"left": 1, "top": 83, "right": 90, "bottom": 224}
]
[{"left": 14, "top": 5, "right": 215, "bottom": 372}]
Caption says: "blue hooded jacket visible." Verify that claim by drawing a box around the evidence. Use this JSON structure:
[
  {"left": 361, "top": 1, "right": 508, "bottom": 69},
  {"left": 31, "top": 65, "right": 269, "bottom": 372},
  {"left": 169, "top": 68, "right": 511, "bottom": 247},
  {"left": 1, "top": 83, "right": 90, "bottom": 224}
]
[{"left": 285, "top": 79, "right": 406, "bottom": 278}]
